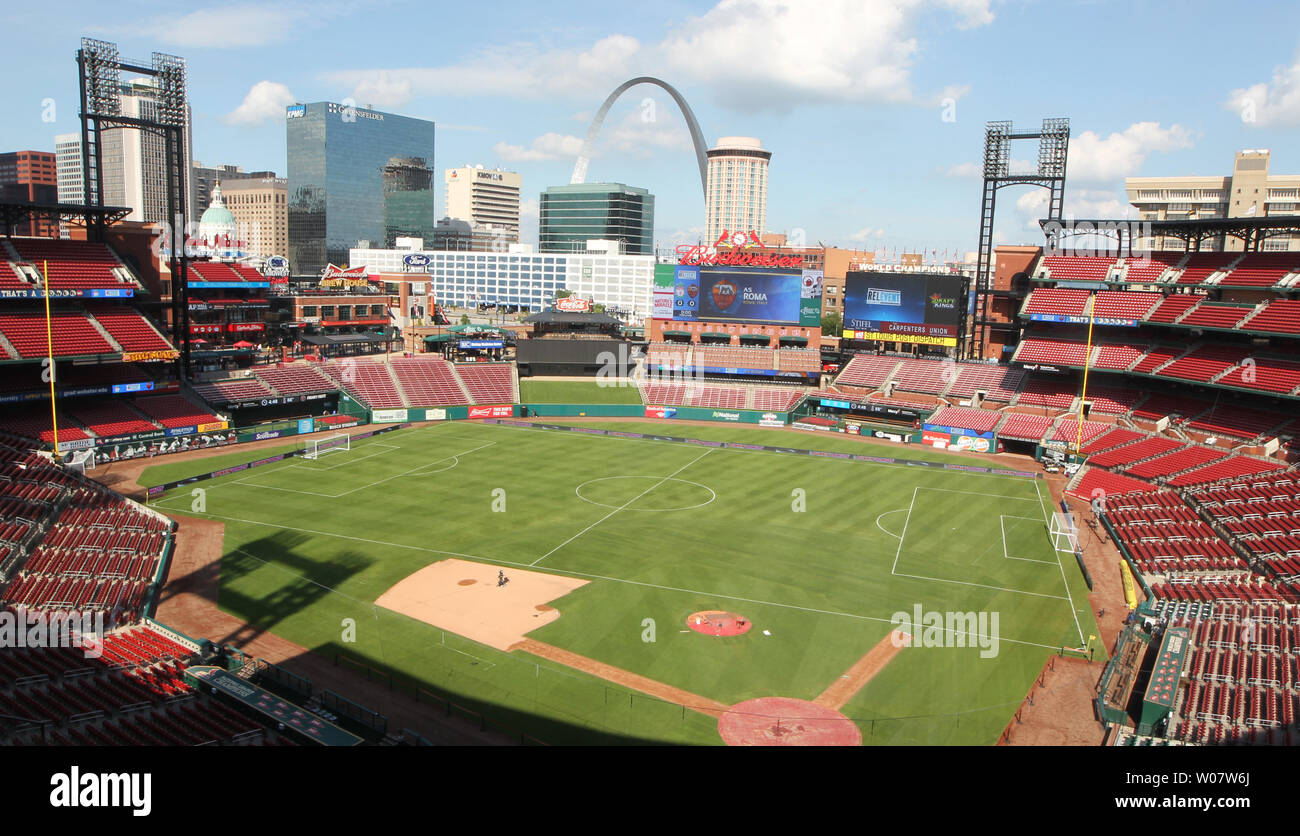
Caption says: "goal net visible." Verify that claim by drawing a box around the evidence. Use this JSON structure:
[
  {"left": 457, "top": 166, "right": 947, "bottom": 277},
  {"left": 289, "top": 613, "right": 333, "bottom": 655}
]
[
  {"left": 303, "top": 433, "right": 350, "bottom": 460},
  {"left": 1050, "top": 511, "right": 1079, "bottom": 554}
]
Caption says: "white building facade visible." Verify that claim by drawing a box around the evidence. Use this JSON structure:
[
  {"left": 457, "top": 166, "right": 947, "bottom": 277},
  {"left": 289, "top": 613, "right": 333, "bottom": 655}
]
[
  {"left": 705, "top": 136, "right": 771, "bottom": 243},
  {"left": 349, "top": 244, "right": 654, "bottom": 320}
]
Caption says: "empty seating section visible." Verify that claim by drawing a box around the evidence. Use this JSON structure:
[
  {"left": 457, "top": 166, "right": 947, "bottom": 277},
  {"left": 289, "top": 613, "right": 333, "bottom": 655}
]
[
  {"left": 694, "top": 344, "right": 776, "bottom": 370},
  {"left": 1014, "top": 337, "right": 1091, "bottom": 367},
  {"left": 1121, "top": 254, "right": 1182, "bottom": 285},
  {"left": 192, "top": 378, "right": 274, "bottom": 405},
  {"left": 1178, "top": 302, "right": 1254, "bottom": 330},
  {"left": 946, "top": 364, "right": 1023, "bottom": 401},
  {"left": 1166, "top": 456, "right": 1287, "bottom": 488},
  {"left": 0, "top": 310, "right": 114, "bottom": 358},
  {"left": 750, "top": 387, "right": 805, "bottom": 412},
  {"left": 1131, "top": 392, "right": 1208, "bottom": 422},
  {"left": 1146, "top": 294, "right": 1205, "bottom": 323},
  {"left": 776, "top": 349, "right": 820, "bottom": 373},
  {"left": 1022, "top": 288, "right": 1090, "bottom": 317},
  {"left": 1131, "top": 344, "right": 1184, "bottom": 375},
  {"left": 643, "top": 383, "right": 690, "bottom": 405},
  {"left": 1041, "top": 254, "right": 1119, "bottom": 282},
  {"left": 926, "top": 407, "right": 1000, "bottom": 434},
  {"left": 0, "top": 408, "right": 90, "bottom": 443},
  {"left": 891, "top": 359, "right": 952, "bottom": 394},
  {"left": 456, "top": 363, "right": 513, "bottom": 403},
  {"left": 1092, "top": 341, "right": 1149, "bottom": 371},
  {"left": 1176, "top": 253, "right": 1234, "bottom": 286},
  {"left": 0, "top": 259, "right": 32, "bottom": 290},
  {"left": 1048, "top": 419, "right": 1111, "bottom": 445},
  {"left": 1083, "top": 384, "right": 1146, "bottom": 414},
  {"left": 131, "top": 395, "right": 219, "bottom": 429},
  {"left": 1090, "top": 291, "right": 1162, "bottom": 320},
  {"left": 996, "top": 413, "right": 1053, "bottom": 441},
  {"left": 324, "top": 362, "right": 404, "bottom": 409},
  {"left": 390, "top": 357, "right": 470, "bottom": 406},
  {"left": 1216, "top": 357, "right": 1300, "bottom": 395},
  {"left": 835, "top": 355, "right": 901, "bottom": 388},
  {"left": 65, "top": 401, "right": 157, "bottom": 437},
  {"left": 1066, "top": 467, "right": 1154, "bottom": 500},
  {"left": 1217, "top": 253, "right": 1300, "bottom": 288},
  {"left": 1087, "top": 437, "right": 1184, "bottom": 468},
  {"left": 1158, "top": 345, "right": 1249, "bottom": 383},
  {"left": 7, "top": 239, "right": 133, "bottom": 289},
  {"left": 1186, "top": 404, "right": 1288, "bottom": 440},
  {"left": 647, "top": 342, "right": 690, "bottom": 367},
  {"left": 1015, "top": 376, "right": 1076, "bottom": 409},
  {"left": 1080, "top": 427, "right": 1144, "bottom": 454},
  {"left": 1240, "top": 300, "right": 1300, "bottom": 335},
  {"left": 188, "top": 261, "right": 256, "bottom": 283},
  {"left": 691, "top": 386, "right": 747, "bottom": 409},
  {"left": 254, "top": 364, "right": 337, "bottom": 395},
  {"left": 1123, "top": 447, "right": 1226, "bottom": 480},
  {"left": 86, "top": 307, "right": 174, "bottom": 352}
]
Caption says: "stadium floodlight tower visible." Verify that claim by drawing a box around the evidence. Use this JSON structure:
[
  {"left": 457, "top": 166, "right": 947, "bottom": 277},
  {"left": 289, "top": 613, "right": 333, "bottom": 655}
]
[
  {"left": 968, "top": 118, "right": 1069, "bottom": 360},
  {"left": 77, "top": 38, "right": 193, "bottom": 377}
]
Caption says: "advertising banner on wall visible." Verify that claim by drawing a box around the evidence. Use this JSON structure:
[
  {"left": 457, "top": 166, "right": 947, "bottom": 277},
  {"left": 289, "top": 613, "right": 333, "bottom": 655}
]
[
  {"left": 467, "top": 405, "right": 514, "bottom": 419},
  {"left": 372, "top": 408, "right": 409, "bottom": 423}
]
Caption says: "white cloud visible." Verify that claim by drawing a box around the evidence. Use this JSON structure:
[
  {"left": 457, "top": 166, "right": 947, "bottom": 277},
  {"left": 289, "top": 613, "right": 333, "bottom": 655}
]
[
  {"left": 225, "top": 81, "right": 297, "bottom": 125},
  {"left": 494, "top": 133, "right": 585, "bottom": 163},
  {"left": 325, "top": 35, "right": 642, "bottom": 105},
  {"left": 1015, "top": 189, "right": 1132, "bottom": 229},
  {"left": 849, "top": 227, "right": 888, "bottom": 241},
  {"left": 100, "top": 4, "right": 320, "bottom": 49},
  {"left": 348, "top": 71, "right": 413, "bottom": 110},
  {"left": 1226, "top": 57, "right": 1300, "bottom": 127},
  {"left": 600, "top": 108, "right": 694, "bottom": 157},
  {"left": 945, "top": 162, "right": 980, "bottom": 178},
  {"left": 324, "top": 1, "right": 988, "bottom": 112},
  {"left": 1068, "top": 122, "right": 1193, "bottom": 183}
]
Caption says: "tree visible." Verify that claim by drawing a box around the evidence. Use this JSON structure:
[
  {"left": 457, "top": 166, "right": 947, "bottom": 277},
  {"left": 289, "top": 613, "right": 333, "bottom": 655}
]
[
  {"left": 555, "top": 289, "right": 573, "bottom": 299},
  {"left": 460, "top": 314, "right": 471, "bottom": 325},
  {"left": 821, "top": 312, "right": 842, "bottom": 335}
]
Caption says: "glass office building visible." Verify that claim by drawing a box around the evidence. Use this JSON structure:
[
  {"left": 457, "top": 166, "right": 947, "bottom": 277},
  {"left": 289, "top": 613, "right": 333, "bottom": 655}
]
[
  {"left": 538, "top": 182, "right": 654, "bottom": 255},
  {"left": 287, "top": 102, "right": 435, "bottom": 276}
]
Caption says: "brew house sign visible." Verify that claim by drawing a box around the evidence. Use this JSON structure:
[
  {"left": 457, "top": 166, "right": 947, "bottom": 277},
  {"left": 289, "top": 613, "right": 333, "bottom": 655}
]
[{"left": 675, "top": 230, "right": 804, "bottom": 268}]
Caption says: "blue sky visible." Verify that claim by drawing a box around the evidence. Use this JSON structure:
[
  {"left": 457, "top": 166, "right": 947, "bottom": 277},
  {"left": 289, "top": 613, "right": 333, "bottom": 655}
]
[{"left": 3, "top": 0, "right": 1299, "bottom": 255}]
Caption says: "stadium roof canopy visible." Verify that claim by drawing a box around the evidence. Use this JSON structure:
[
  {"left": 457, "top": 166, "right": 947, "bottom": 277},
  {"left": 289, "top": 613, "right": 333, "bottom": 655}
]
[
  {"left": 0, "top": 200, "right": 133, "bottom": 233},
  {"left": 1039, "top": 215, "right": 1300, "bottom": 251},
  {"left": 301, "top": 333, "right": 390, "bottom": 345}
]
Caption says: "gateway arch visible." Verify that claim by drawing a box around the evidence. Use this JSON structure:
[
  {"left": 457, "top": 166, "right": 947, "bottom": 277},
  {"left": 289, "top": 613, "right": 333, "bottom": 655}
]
[{"left": 570, "top": 76, "right": 709, "bottom": 197}]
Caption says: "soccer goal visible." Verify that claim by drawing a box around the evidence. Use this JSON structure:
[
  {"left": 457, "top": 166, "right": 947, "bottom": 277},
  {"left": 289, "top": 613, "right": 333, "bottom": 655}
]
[
  {"left": 1050, "top": 511, "right": 1079, "bottom": 554},
  {"left": 303, "top": 433, "right": 351, "bottom": 460}
]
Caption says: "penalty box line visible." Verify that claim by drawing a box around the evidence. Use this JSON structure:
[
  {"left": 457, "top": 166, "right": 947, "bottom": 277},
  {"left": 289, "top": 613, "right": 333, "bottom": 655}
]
[
  {"left": 177, "top": 509, "right": 1071, "bottom": 653},
  {"left": 1000, "top": 515, "right": 1058, "bottom": 564},
  {"left": 890, "top": 487, "right": 1069, "bottom": 601},
  {"left": 1037, "top": 477, "right": 1086, "bottom": 647}
]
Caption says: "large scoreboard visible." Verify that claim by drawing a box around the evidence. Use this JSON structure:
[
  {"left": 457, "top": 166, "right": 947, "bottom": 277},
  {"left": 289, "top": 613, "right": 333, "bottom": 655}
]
[
  {"left": 841, "top": 271, "right": 966, "bottom": 347},
  {"left": 671, "top": 265, "right": 822, "bottom": 327}
]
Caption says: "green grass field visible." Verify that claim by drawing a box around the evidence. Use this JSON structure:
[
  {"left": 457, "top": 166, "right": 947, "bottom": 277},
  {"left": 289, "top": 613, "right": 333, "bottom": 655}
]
[
  {"left": 518, "top": 379, "right": 644, "bottom": 404},
  {"left": 144, "top": 421, "right": 1099, "bottom": 745}
]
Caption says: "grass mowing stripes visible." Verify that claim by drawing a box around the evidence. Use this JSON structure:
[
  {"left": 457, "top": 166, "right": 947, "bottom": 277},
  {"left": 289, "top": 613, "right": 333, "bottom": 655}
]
[{"left": 144, "top": 421, "right": 1097, "bottom": 745}]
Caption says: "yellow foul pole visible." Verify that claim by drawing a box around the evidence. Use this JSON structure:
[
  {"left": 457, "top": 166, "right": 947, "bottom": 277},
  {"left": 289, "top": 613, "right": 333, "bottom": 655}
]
[
  {"left": 1075, "top": 295, "right": 1097, "bottom": 455},
  {"left": 42, "top": 260, "right": 61, "bottom": 460}
]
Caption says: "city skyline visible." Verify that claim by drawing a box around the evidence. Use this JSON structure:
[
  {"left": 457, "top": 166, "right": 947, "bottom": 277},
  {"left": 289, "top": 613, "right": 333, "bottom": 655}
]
[{"left": 0, "top": 1, "right": 1298, "bottom": 257}]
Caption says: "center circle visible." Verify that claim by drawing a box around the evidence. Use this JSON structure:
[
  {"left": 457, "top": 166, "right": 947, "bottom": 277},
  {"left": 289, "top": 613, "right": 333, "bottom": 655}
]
[{"left": 575, "top": 476, "right": 716, "bottom": 512}]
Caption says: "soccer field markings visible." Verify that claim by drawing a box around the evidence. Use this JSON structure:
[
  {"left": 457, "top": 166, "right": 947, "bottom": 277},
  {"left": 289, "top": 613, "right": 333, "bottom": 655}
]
[
  {"left": 291, "top": 442, "right": 401, "bottom": 471},
  {"left": 170, "top": 509, "right": 1074, "bottom": 652},
  {"left": 875, "top": 508, "right": 909, "bottom": 539},
  {"left": 890, "top": 486, "right": 1070, "bottom": 602},
  {"left": 1036, "top": 477, "right": 1086, "bottom": 647},
  {"left": 229, "top": 439, "right": 497, "bottom": 498},
  {"left": 999, "top": 516, "right": 1059, "bottom": 564},
  {"left": 574, "top": 475, "right": 717, "bottom": 512},
  {"left": 529, "top": 448, "right": 715, "bottom": 567}
]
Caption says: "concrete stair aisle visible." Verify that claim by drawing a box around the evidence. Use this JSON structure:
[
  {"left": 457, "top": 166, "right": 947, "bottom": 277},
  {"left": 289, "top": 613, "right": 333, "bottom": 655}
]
[
  {"left": 446, "top": 364, "right": 476, "bottom": 404},
  {"left": 384, "top": 363, "right": 410, "bottom": 407}
]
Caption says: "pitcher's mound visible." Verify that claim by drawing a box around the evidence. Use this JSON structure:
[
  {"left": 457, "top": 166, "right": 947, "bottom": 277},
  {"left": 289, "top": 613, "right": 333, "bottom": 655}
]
[
  {"left": 687, "top": 611, "right": 752, "bottom": 637},
  {"left": 376, "top": 559, "right": 588, "bottom": 651},
  {"left": 719, "top": 697, "right": 861, "bottom": 746}
]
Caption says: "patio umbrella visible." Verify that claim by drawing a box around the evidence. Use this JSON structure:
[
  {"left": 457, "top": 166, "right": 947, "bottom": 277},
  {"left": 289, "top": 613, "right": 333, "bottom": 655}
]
[{"left": 231, "top": 340, "right": 257, "bottom": 349}]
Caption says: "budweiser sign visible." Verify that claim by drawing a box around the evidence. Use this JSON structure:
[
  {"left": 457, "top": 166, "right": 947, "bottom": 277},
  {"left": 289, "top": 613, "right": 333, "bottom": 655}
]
[
  {"left": 555, "top": 297, "right": 591, "bottom": 313},
  {"left": 320, "top": 264, "right": 373, "bottom": 287},
  {"left": 676, "top": 230, "right": 804, "bottom": 268}
]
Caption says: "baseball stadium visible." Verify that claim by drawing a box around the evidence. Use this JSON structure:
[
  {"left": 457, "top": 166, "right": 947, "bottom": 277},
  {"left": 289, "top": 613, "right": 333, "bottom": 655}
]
[{"left": 1, "top": 45, "right": 1300, "bottom": 751}]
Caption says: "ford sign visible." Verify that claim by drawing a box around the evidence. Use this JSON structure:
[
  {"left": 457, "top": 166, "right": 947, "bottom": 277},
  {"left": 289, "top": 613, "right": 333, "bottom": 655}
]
[{"left": 403, "top": 253, "right": 432, "bottom": 268}]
